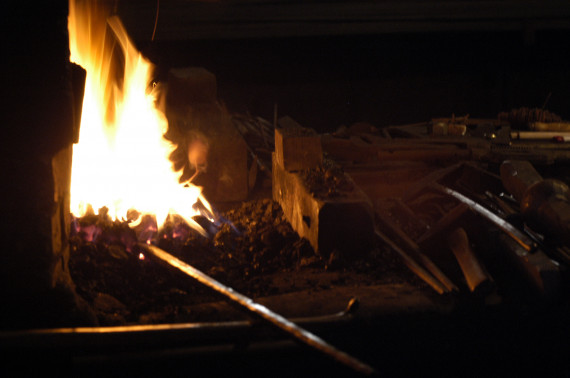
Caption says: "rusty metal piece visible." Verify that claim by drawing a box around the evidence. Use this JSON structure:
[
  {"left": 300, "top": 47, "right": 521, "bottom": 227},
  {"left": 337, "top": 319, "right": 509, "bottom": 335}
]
[
  {"left": 140, "top": 243, "right": 376, "bottom": 376},
  {"left": 272, "top": 154, "right": 374, "bottom": 255}
]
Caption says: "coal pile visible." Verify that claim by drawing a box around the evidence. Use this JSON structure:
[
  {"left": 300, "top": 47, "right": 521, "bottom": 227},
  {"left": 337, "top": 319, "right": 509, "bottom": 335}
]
[{"left": 69, "top": 199, "right": 409, "bottom": 326}]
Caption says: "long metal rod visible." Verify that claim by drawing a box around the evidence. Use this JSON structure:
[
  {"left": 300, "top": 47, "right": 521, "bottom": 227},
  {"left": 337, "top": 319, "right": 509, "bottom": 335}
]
[
  {"left": 139, "top": 243, "right": 376, "bottom": 376},
  {"left": 374, "top": 229, "right": 448, "bottom": 294},
  {"left": 375, "top": 211, "right": 458, "bottom": 293},
  {"left": 433, "top": 184, "right": 536, "bottom": 252}
]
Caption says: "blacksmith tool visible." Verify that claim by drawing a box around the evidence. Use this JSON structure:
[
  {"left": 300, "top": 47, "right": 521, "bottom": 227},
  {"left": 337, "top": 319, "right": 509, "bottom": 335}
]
[
  {"left": 416, "top": 203, "right": 494, "bottom": 294},
  {"left": 485, "top": 190, "right": 570, "bottom": 266},
  {"left": 432, "top": 183, "right": 536, "bottom": 253},
  {"left": 432, "top": 184, "right": 560, "bottom": 295},
  {"left": 500, "top": 160, "right": 570, "bottom": 246},
  {"left": 139, "top": 243, "right": 376, "bottom": 376}
]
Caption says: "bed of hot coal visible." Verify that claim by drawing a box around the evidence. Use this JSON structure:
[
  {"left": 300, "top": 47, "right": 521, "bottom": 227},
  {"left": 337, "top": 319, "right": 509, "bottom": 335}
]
[{"left": 69, "top": 199, "right": 413, "bottom": 326}]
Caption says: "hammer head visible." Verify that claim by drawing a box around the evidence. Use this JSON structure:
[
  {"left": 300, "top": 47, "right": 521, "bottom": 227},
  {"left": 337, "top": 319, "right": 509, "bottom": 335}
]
[
  {"left": 521, "top": 179, "right": 570, "bottom": 245},
  {"left": 500, "top": 160, "right": 543, "bottom": 202},
  {"left": 501, "top": 160, "right": 570, "bottom": 245}
]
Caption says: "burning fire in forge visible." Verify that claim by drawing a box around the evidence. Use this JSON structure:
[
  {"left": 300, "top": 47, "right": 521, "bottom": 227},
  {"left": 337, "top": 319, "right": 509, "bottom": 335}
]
[{"left": 68, "top": 0, "right": 213, "bottom": 237}]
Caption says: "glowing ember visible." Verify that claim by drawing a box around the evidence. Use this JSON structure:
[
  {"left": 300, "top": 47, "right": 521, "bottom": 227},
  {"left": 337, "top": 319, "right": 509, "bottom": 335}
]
[{"left": 68, "top": 0, "right": 211, "bottom": 235}]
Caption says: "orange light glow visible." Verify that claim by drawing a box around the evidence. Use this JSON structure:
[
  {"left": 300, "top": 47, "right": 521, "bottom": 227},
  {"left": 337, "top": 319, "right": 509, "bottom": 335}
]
[{"left": 68, "top": 0, "right": 211, "bottom": 234}]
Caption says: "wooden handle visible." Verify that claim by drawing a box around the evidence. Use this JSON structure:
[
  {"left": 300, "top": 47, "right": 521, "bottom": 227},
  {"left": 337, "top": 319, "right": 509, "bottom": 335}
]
[
  {"left": 500, "top": 160, "right": 543, "bottom": 202},
  {"left": 447, "top": 228, "right": 493, "bottom": 293}
]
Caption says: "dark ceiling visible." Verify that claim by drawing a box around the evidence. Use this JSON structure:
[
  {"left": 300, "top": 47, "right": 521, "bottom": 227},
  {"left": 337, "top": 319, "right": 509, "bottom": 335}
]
[{"left": 113, "top": 2, "right": 570, "bottom": 130}]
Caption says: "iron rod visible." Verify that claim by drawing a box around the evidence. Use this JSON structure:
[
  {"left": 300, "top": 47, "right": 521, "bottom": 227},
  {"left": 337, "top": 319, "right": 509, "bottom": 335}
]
[
  {"left": 139, "top": 243, "right": 376, "bottom": 376},
  {"left": 433, "top": 184, "right": 536, "bottom": 252},
  {"left": 374, "top": 229, "right": 448, "bottom": 294}
]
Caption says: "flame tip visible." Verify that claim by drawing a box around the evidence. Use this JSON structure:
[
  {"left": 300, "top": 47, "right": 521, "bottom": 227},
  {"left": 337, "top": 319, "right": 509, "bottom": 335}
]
[{"left": 69, "top": 0, "right": 213, "bottom": 239}]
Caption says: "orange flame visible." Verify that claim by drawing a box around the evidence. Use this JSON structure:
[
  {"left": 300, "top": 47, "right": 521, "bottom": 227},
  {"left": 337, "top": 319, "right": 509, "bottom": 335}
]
[{"left": 68, "top": 0, "right": 211, "bottom": 234}]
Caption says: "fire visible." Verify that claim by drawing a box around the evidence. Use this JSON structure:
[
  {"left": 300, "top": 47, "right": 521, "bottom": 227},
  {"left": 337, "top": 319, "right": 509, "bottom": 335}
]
[{"left": 68, "top": 0, "right": 211, "bottom": 235}]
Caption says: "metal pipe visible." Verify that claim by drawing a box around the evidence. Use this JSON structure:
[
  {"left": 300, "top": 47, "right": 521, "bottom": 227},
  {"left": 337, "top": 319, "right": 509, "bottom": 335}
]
[{"left": 139, "top": 243, "right": 376, "bottom": 376}]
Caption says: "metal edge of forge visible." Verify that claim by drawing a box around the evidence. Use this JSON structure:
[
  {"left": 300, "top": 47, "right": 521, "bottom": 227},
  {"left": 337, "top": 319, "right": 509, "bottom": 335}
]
[{"left": 272, "top": 153, "right": 375, "bottom": 256}]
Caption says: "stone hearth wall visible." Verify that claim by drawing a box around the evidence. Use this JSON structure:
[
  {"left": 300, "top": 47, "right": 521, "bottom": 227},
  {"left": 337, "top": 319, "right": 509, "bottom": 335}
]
[{"left": 1, "top": 2, "right": 94, "bottom": 329}]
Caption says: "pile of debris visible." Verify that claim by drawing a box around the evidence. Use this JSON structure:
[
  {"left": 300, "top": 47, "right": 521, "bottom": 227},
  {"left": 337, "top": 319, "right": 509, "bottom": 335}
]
[
  {"left": 69, "top": 198, "right": 407, "bottom": 326},
  {"left": 271, "top": 111, "right": 570, "bottom": 299}
]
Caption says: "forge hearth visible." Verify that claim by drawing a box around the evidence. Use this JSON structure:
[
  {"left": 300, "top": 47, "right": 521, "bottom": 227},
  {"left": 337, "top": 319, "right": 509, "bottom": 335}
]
[{"left": 2, "top": 1, "right": 570, "bottom": 377}]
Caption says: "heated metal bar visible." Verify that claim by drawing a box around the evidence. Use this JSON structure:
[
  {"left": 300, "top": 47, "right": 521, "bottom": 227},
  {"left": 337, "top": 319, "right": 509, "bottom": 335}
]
[{"left": 139, "top": 243, "right": 376, "bottom": 376}]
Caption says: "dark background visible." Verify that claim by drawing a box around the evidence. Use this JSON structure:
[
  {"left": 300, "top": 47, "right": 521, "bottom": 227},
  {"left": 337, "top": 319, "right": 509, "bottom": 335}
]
[{"left": 115, "top": 1, "right": 570, "bottom": 133}]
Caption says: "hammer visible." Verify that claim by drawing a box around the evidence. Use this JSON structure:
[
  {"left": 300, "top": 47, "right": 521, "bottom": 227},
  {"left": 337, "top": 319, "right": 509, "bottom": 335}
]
[{"left": 500, "top": 160, "right": 570, "bottom": 246}]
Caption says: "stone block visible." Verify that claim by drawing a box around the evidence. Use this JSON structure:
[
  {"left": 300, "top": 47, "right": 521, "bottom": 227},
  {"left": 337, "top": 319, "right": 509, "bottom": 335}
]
[
  {"left": 275, "top": 116, "right": 322, "bottom": 171},
  {"left": 165, "top": 67, "right": 249, "bottom": 202}
]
